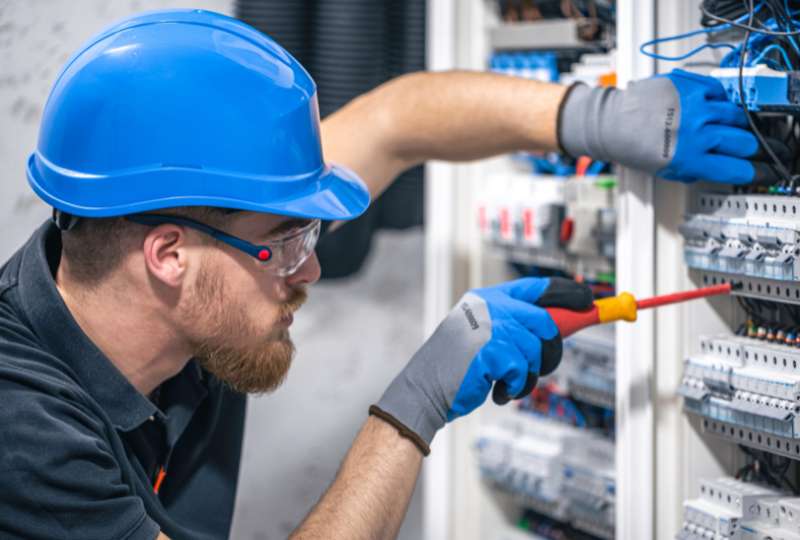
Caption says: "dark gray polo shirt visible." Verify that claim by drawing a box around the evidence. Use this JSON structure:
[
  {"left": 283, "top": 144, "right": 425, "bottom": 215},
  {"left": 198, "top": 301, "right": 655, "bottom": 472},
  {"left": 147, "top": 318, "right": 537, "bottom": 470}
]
[{"left": 0, "top": 222, "right": 247, "bottom": 540}]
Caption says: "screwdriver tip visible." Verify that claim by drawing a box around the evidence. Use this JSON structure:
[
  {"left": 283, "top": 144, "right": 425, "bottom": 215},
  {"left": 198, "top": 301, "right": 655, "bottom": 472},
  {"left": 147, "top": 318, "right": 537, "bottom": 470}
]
[{"left": 730, "top": 281, "right": 743, "bottom": 291}]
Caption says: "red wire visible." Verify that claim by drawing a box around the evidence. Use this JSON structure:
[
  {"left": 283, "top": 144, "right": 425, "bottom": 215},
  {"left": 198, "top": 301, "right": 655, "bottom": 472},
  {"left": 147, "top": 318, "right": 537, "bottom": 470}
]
[{"left": 635, "top": 283, "right": 733, "bottom": 310}]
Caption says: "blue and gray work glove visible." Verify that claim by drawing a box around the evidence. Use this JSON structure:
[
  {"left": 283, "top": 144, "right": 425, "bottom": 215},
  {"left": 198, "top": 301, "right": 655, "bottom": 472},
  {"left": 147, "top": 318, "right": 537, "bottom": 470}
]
[
  {"left": 370, "top": 277, "right": 592, "bottom": 456},
  {"left": 558, "top": 69, "right": 790, "bottom": 184}
]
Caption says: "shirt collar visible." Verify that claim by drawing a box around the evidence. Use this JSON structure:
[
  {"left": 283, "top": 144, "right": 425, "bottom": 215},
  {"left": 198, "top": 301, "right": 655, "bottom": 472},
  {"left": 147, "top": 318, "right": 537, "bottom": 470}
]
[{"left": 17, "top": 222, "right": 160, "bottom": 432}]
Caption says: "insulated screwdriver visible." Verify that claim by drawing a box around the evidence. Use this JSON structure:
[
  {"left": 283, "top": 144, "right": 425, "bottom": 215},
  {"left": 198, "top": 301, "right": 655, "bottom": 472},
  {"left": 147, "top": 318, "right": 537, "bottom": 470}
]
[{"left": 492, "top": 281, "right": 742, "bottom": 404}]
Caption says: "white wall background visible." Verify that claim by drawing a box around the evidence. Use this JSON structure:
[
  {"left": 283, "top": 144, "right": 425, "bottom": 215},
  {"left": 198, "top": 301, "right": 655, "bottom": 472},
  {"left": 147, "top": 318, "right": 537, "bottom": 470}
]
[
  {"left": 0, "top": 2, "right": 424, "bottom": 539},
  {"left": 0, "top": 0, "right": 236, "bottom": 261}
]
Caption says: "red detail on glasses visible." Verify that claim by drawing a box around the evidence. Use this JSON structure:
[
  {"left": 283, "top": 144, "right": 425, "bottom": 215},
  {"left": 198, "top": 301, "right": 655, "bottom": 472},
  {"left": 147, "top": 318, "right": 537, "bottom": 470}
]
[{"left": 258, "top": 250, "right": 271, "bottom": 261}]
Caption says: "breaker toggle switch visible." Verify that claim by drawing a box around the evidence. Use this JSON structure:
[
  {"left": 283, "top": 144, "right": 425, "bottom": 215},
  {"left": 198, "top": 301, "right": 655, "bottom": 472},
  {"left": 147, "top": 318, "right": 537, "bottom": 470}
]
[
  {"left": 757, "top": 234, "right": 783, "bottom": 251},
  {"left": 678, "top": 224, "right": 707, "bottom": 241}
]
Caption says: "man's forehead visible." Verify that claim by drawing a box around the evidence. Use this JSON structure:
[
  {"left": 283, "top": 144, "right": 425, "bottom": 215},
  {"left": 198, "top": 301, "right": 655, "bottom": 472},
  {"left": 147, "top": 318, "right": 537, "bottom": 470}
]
[{"left": 235, "top": 211, "right": 312, "bottom": 237}]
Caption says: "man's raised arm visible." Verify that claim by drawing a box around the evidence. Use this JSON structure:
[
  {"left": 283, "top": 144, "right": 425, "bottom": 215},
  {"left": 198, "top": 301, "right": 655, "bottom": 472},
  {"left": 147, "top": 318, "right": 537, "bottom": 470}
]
[
  {"left": 321, "top": 71, "right": 567, "bottom": 200},
  {"left": 322, "top": 69, "right": 786, "bottom": 204}
]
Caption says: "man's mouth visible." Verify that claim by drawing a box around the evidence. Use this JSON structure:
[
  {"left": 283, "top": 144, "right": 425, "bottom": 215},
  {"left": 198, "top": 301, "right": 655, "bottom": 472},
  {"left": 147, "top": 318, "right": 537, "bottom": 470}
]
[{"left": 279, "top": 312, "right": 294, "bottom": 327}]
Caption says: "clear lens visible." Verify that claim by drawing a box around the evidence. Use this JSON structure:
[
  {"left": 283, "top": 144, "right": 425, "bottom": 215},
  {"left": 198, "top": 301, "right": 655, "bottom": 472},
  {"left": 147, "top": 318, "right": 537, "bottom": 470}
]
[{"left": 264, "top": 220, "right": 321, "bottom": 276}]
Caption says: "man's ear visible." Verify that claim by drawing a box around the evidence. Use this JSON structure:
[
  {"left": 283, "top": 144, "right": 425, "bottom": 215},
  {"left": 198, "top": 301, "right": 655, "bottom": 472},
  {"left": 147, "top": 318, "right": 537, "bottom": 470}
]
[{"left": 142, "top": 224, "right": 188, "bottom": 288}]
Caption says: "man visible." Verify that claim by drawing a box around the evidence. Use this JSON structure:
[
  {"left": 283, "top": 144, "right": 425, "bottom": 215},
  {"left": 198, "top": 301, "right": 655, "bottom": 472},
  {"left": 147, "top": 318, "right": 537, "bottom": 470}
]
[{"left": 0, "top": 9, "right": 779, "bottom": 540}]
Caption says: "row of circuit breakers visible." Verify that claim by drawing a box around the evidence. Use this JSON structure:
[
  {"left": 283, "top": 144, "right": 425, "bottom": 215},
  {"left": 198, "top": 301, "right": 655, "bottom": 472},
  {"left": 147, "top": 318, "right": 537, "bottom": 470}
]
[
  {"left": 476, "top": 414, "right": 616, "bottom": 540},
  {"left": 678, "top": 333, "right": 800, "bottom": 459},
  {"left": 681, "top": 193, "right": 800, "bottom": 295},
  {"left": 678, "top": 476, "right": 800, "bottom": 540}
]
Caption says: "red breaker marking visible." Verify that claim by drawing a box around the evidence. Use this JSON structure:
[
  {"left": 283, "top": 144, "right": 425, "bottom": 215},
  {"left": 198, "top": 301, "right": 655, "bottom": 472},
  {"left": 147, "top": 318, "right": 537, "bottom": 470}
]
[
  {"left": 477, "top": 205, "right": 488, "bottom": 234},
  {"left": 522, "top": 208, "right": 534, "bottom": 242},
  {"left": 499, "top": 206, "right": 512, "bottom": 240}
]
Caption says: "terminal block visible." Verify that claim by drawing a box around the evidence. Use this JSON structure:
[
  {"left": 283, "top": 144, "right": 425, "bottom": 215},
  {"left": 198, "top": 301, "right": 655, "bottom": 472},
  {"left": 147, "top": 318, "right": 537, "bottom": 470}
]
[
  {"left": 563, "top": 176, "right": 617, "bottom": 260},
  {"left": 711, "top": 65, "right": 800, "bottom": 112},
  {"left": 561, "top": 435, "right": 616, "bottom": 539},
  {"left": 477, "top": 173, "right": 565, "bottom": 250},
  {"left": 474, "top": 412, "right": 615, "bottom": 538},
  {"left": 678, "top": 334, "right": 800, "bottom": 458},
  {"left": 680, "top": 192, "right": 800, "bottom": 304},
  {"left": 475, "top": 414, "right": 580, "bottom": 519},
  {"left": 678, "top": 477, "right": 788, "bottom": 540}
]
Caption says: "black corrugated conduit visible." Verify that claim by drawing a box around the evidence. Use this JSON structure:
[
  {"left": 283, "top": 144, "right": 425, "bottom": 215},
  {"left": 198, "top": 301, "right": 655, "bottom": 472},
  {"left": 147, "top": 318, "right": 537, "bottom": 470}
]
[{"left": 235, "top": 0, "right": 426, "bottom": 278}]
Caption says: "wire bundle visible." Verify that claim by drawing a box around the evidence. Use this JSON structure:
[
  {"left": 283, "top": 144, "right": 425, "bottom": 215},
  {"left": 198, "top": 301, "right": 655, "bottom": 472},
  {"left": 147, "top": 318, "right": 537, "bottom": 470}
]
[
  {"left": 641, "top": 1, "right": 800, "bottom": 183},
  {"left": 738, "top": 445, "right": 798, "bottom": 492},
  {"left": 736, "top": 295, "right": 800, "bottom": 346}
]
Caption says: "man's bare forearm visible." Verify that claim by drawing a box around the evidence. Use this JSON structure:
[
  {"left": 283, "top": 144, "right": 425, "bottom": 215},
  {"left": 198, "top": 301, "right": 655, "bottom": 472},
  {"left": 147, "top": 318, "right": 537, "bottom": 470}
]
[
  {"left": 321, "top": 70, "right": 568, "bottom": 199},
  {"left": 290, "top": 416, "right": 423, "bottom": 540}
]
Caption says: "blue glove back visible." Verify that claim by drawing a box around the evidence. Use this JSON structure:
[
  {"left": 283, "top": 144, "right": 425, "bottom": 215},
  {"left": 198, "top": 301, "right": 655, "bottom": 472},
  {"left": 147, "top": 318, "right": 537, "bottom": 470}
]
[
  {"left": 558, "top": 69, "right": 790, "bottom": 185},
  {"left": 447, "top": 278, "right": 557, "bottom": 421},
  {"left": 656, "top": 70, "right": 757, "bottom": 184}
]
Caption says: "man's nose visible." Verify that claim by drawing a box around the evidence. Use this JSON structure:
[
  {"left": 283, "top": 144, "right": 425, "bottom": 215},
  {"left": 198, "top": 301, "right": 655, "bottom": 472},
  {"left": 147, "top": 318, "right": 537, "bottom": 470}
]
[{"left": 285, "top": 251, "right": 321, "bottom": 287}]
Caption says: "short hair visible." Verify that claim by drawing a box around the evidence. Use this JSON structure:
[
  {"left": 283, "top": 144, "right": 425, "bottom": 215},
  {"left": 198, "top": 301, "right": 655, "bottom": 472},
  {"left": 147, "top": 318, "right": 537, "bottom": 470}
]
[{"left": 61, "top": 207, "right": 240, "bottom": 287}]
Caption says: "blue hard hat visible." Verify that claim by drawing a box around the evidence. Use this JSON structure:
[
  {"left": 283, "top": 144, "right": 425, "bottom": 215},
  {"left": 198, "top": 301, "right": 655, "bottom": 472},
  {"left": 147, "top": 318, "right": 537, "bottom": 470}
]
[{"left": 27, "top": 9, "right": 370, "bottom": 220}]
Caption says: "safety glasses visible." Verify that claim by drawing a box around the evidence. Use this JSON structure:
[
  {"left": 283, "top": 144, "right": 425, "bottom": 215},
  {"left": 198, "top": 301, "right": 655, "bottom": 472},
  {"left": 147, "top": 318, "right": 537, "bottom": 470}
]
[{"left": 125, "top": 214, "right": 320, "bottom": 277}]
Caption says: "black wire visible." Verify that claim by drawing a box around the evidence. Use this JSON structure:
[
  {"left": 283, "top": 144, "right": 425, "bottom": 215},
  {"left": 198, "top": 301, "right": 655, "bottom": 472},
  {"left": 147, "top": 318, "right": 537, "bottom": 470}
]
[
  {"left": 783, "top": 117, "right": 795, "bottom": 144},
  {"left": 738, "top": 0, "right": 793, "bottom": 183},
  {"left": 768, "top": 0, "right": 791, "bottom": 31},
  {"left": 703, "top": 0, "right": 751, "bottom": 26},
  {"left": 702, "top": 2, "right": 800, "bottom": 34},
  {"left": 767, "top": 452, "right": 792, "bottom": 486},
  {"left": 748, "top": 298, "right": 761, "bottom": 314}
]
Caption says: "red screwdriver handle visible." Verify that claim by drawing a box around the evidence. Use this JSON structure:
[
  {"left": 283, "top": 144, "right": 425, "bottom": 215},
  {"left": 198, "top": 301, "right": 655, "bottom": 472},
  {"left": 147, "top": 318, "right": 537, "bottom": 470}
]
[
  {"left": 546, "top": 293, "right": 637, "bottom": 338},
  {"left": 546, "top": 305, "right": 602, "bottom": 339}
]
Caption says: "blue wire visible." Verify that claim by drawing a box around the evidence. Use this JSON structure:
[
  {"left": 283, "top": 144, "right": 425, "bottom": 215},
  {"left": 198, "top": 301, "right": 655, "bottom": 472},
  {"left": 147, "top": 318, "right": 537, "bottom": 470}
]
[
  {"left": 717, "top": 9, "right": 799, "bottom": 70},
  {"left": 750, "top": 44, "right": 793, "bottom": 69},
  {"left": 640, "top": 26, "right": 734, "bottom": 61},
  {"left": 760, "top": 57, "right": 786, "bottom": 70},
  {"left": 641, "top": 40, "right": 736, "bottom": 61},
  {"left": 783, "top": 1, "right": 800, "bottom": 55},
  {"left": 639, "top": 5, "right": 762, "bottom": 62}
]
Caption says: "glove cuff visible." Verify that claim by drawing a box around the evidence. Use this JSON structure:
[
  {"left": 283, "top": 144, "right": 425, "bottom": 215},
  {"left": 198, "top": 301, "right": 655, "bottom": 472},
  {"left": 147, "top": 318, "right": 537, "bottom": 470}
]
[
  {"left": 373, "top": 372, "right": 447, "bottom": 452},
  {"left": 369, "top": 405, "right": 431, "bottom": 456},
  {"left": 556, "top": 82, "right": 587, "bottom": 157},
  {"left": 559, "top": 83, "right": 620, "bottom": 162}
]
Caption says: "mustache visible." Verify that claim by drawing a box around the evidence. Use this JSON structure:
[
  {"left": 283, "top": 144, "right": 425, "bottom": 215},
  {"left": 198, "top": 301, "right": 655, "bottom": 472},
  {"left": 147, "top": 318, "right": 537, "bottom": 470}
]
[{"left": 278, "top": 285, "right": 308, "bottom": 321}]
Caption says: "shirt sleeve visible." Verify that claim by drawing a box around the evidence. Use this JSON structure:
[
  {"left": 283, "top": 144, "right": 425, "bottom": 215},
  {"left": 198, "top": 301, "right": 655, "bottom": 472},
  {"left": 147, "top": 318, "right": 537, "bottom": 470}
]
[{"left": 0, "top": 380, "right": 160, "bottom": 540}]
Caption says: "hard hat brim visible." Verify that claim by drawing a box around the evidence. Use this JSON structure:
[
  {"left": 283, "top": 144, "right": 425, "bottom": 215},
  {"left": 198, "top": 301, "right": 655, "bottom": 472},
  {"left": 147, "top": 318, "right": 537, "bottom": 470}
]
[{"left": 27, "top": 154, "right": 371, "bottom": 221}]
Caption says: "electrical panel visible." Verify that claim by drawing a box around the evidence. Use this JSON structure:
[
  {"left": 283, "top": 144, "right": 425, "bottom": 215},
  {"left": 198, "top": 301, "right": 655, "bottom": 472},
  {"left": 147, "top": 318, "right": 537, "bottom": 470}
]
[
  {"left": 473, "top": 10, "right": 618, "bottom": 537},
  {"left": 562, "top": 325, "right": 616, "bottom": 410},
  {"left": 672, "top": 0, "right": 800, "bottom": 530},
  {"left": 437, "top": 1, "right": 800, "bottom": 539}
]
